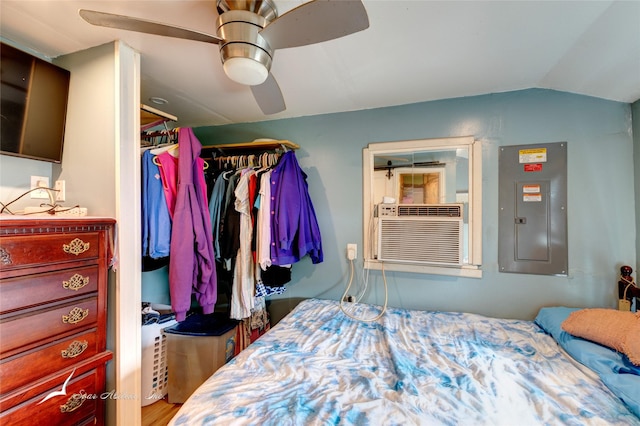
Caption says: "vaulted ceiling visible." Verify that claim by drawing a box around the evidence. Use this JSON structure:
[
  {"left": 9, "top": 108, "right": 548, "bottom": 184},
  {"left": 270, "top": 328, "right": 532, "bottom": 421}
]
[{"left": 2, "top": 1, "right": 639, "bottom": 127}]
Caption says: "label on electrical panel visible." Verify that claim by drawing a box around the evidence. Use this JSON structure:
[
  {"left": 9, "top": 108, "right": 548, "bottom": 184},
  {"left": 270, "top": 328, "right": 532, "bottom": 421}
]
[
  {"left": 522, "top": 184, "right": 540, "bottom": 193},
  {"left": 523, "top": 193, "right": 542, "bottom": 202},
  {"left": 519, "top": 148, "right": 547, "bottom": 163},
  {"left": 523, "top": 184, "right": 541, "bottom": 201},
  {"left": 524, "top": 163, "right": 543, "bottom": 172}
]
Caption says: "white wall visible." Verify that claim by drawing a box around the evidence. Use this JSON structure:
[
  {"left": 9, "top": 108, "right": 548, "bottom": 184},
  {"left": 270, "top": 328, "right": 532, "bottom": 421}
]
[
  {"left": 0, "top": 156, "right": 52, "bottom": 213},
  {"left": 54, "top": 41, "right": 142, "bottom": 426},
  {"left": 54, "top": 43, "right": 117, "bottom": 215},
  {"left": 112, "top": 40, "right": 142, "bottom": 426}
]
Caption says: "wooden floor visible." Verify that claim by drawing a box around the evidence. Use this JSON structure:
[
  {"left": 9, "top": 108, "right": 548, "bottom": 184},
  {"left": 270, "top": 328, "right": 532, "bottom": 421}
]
[{"left": 142, "top": 397, "right": 182, "bottom": 426}]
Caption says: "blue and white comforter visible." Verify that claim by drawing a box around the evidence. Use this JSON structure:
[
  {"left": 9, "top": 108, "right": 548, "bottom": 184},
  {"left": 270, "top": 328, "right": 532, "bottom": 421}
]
[{"left": 170, "top": 298, "right": 639, "bottom": 425}]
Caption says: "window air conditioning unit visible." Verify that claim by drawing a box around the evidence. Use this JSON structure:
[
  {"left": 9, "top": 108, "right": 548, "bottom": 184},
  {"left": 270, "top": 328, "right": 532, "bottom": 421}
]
[{"left": 377, "top": 204, "right": 464, "bottom": 266}]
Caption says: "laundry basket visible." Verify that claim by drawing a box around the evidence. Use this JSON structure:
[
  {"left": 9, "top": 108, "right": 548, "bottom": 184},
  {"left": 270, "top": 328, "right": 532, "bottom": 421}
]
[{"left": 141, "top": 319, "right": 177, "bottom": 406}]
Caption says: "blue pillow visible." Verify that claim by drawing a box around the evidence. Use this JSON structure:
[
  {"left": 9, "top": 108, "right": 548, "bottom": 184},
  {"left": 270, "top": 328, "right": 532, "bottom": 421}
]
[{"left": 535, "top": 306, "right": 640, "bottom": 418}]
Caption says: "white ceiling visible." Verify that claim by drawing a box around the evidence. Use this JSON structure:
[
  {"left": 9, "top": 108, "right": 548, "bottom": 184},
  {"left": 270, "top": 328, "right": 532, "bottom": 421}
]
[{"left": 2, "top": 1, "right": 639, "bottom": 128}]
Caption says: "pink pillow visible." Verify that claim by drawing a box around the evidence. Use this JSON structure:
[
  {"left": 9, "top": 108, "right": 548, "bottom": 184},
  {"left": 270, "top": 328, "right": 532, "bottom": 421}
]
[
  {"left": 561, "top": 308, "right": 640, "bottom": 365},
  {"left": 622, "top": 318, "right": 640, "bottom": 365}
]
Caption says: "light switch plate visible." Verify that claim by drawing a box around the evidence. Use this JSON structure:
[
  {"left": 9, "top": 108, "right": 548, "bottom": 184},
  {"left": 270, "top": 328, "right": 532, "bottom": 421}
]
[{"left": 54, "top": 180, "right": 65, "bottom": 202}]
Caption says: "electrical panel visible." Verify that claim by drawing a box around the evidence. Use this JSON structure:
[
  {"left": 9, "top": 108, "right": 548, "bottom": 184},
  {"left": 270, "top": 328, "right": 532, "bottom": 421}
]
[{"left": 498, "top": 142, "right": 567, "bottom": 275}]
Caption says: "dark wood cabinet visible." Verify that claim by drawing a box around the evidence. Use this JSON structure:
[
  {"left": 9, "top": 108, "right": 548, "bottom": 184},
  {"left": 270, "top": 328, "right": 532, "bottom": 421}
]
[{"left": 0, "top": 217, "right": 114, "bottom": 425}]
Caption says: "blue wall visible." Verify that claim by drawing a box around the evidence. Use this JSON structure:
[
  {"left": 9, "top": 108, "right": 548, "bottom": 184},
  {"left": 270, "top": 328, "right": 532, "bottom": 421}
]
[{"left": 143, "top": 89, "right": 636, "bottom": 320}]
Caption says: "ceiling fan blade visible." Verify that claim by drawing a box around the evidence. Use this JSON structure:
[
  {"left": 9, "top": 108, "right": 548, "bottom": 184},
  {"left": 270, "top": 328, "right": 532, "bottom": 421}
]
[
  {"left": 250, "top": 73, "right": 286, "bottom": 115},
  {"left": 79, "top": 9, "right": 222, "bottom": 44},
  {"left": 259, "top": 0, "right": 369, "bottom": 50}
]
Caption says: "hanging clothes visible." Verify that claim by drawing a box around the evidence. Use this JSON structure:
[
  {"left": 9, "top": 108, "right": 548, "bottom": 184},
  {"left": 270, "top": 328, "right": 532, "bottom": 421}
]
[
  {"left": 220, "top": 172, "right": 241, "bottom": 264},
  {"left": 255, "top": 170, "right": 272, "bottom": 271},
  {"left": 208, "top": 172, "right": 227, "bottom": 262},
  {"left": 254, "top": 168, "right": 290, "bottom": 296},
  {"left": 205, "top": 149, "right": 322, "bottom": 320},
  {"left": 169, "top": 128, "right": 217, "bottom": 321},
  {"left": 154, "top": 151, "right": 179, "bottom": 218},
  {"left": 270, "top": 151, "right": 323, "bottom": 265},
  {"left": 230, "top": 169, "right": 257, "bottom": 319},
  {"left": 141, "top": 149, "right": 171, "bottom": 260}
]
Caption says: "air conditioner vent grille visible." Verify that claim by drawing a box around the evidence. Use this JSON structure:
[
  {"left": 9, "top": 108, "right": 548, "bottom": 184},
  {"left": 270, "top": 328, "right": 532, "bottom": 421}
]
[
  {"left": 377, "top": 217, "right": 463, "bottom": 265},
  {"left": 396, "top": 204, "right": 462, "bottom": 217}
]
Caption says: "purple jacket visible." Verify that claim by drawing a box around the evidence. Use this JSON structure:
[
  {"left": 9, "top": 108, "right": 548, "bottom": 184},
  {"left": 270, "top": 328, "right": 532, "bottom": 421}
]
[
  {"left": 169, "top": 128, "right": 217, "bottom": 321},
  {"left": 270, "top": 151, "right": 323, "bottom": 265}
]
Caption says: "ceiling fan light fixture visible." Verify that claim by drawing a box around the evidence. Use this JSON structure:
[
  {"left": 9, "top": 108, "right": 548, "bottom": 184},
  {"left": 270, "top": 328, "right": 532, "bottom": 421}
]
[
  {"left": 223, "top": 57, "right": 269, "bottom": 86},
  {"left": 80, "top": 0, "right": 369, "bottom": 115}
]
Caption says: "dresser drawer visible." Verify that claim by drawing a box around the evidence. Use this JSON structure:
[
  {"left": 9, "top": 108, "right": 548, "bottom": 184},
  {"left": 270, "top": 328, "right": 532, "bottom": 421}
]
[
  {"left": 0, "top": 232, "right": 101, "bottom": 271},
  {"left": 0, "top": 329, "right": 100, "bottom": 395},
  {"left": 0, "top": 298, "right": 98, "bottom": 355},
  {"left": 0, "top": 266, "right": 99, "bottom": 314},
  {"left": 0, "top": 366, "right": 105, "bottom": 426}
]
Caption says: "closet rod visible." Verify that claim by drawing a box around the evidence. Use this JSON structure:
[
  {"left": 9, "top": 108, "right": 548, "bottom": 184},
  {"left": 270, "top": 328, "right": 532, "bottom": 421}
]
[
  {"left": 201, "top": 139, "right": 299, "bottom": 151},
  {"left": 141, "top": 128, "right": 178, "bottom": 139},
  {"left": 141, "top": 103, "right": 178, "bottom": 131},
  {"left": 141, "top": 103, "right": 177, "bottom": 122}
]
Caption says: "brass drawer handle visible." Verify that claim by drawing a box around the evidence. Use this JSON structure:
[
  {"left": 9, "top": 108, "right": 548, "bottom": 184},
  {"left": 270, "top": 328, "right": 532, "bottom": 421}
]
[
  {"left": 63, "top": 238, "right": 90, "bottom": 256},
  {"left": 61, "top": 340, "right": 88, "bottom": 359},
  {"left": 60, "top": 393, "right": 84, "bottom": 413},
  {"left": 62, "top": 274, "right": 89, "bottom": 291},
  {"left": 62, "top": 307, "right": 89, "bottom": 324},
  {"left": 0, "top": 247, "right": 11, "bottom": 265}
]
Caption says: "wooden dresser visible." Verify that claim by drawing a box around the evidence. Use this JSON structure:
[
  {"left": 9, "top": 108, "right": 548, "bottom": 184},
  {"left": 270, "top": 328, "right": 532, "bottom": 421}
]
[{"left": 0, "top": 217, "right": 115, "bottom": 425}]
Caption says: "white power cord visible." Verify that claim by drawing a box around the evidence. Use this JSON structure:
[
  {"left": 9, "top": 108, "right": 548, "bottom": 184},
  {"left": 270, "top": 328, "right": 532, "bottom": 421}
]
[
  {"left": 621, "top": 275, "right": 638, "bottom": 299},
  {"left": 0, "top": 186, "right": 60, "bottom": 215},
  {"left": 339, "top": 258, "right": 388, "bottom": 322},
  {"left": 619, "top": 275, "right": 638, "bottom": 311}
]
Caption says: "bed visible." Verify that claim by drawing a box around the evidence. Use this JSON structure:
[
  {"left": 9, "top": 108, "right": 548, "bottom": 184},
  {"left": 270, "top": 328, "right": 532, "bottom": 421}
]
[{"left": 169, "top": 298, "right": 640, "bottom": 425}]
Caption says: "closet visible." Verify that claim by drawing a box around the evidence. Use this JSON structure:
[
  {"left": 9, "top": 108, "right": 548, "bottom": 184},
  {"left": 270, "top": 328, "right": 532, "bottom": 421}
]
[
  {"left": 139, "top": 115, "right": 321, "bottom": 416},
  {"left": 141, "top": 132, "right": 318, "bottom": 311}
]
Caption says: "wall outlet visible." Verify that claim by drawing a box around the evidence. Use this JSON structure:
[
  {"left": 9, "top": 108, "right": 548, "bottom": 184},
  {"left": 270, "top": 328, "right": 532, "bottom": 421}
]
[
  {"left": 30, "top": 176, "right": 50, "bottom": 199},
  {"left": 54, "top": 180, "right": 66, "bottom": 202},
  {"left": 347, "top": 243, "right": 357, "bottom": 260}
]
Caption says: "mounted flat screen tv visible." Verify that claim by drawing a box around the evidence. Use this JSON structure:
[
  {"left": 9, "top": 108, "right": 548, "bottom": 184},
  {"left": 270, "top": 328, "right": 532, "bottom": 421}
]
[{"left": 1, "top": 42, "right": 70, "bottom": 163}]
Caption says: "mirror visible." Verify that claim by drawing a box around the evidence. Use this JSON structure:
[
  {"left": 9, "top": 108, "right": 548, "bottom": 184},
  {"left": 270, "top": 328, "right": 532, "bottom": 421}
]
[
  {"left": 397, "top": 168, "right": 442, "bottom": 204},
  {"left": 372, "top": 148, "right": 466, "bottom": 205},
  {"left": 363, "top": 137, "right": 482, "bottom": 278}
]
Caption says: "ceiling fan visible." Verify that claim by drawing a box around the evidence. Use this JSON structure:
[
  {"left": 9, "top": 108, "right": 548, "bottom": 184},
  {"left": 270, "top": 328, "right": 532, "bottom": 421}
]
[{"left": 79, "top": 0, "right": 369, "bottom": 115}]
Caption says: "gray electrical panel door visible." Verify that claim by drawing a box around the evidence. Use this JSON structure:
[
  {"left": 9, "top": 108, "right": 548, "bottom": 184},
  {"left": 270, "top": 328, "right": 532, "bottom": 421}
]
[{"left": 498, "top": 142, "right": 567, "bottom": 275}]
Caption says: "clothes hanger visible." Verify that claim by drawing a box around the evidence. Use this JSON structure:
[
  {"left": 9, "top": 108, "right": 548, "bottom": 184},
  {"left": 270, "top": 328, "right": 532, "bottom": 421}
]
[
  {"left": 151, "top": 143, "right": 179, "bottom": 155},
  {"left": 151, "top": 144, "right": 209, "bottom": 170},
  {"left": 151, "top": 144, "right": 179, "bottom": 165}
]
